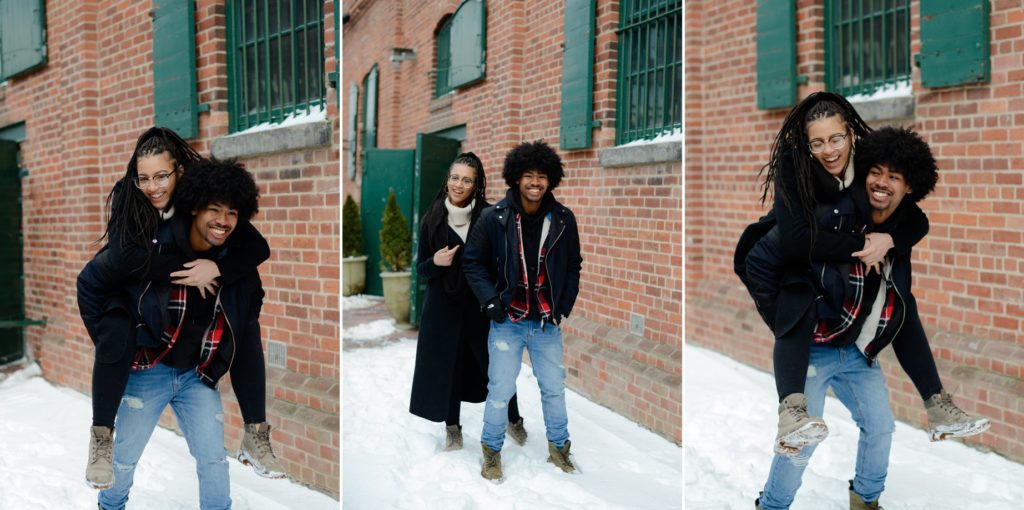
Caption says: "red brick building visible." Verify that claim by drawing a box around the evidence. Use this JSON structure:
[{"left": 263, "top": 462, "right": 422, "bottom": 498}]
[
  {"left": 686, "top": 0, "right": 1024, "bottom": 461},
  {"left": 0, "top": 1, "right": 340, "bottom": 496},
  {"left": 342, "top": 0, "right": 683, "bottom": 443}
]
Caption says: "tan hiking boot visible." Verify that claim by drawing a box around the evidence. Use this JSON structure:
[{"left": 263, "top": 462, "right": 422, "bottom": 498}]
[
  {"left": 506, "top": 418, "right": 528, "bottom": 446},
  {"left": 849, "top": 481, "right": 883, "bottom": 509},
  {"left": 86, "top": 426, "right": 114, "bottom": 489},
  {"left": 237, "top": 422, "right": 286, "bottom": 478},
  {"left": 547, "top": 440, "right": 576, "bottom": 473},
  {"left": 775, "top": 393, "right": 828, "bottom": 455},
  {"left": 925, "top": 389, "right": 990, "bottom": 441},
  {"left": 444, "top": 424, "right": 463, "bottom": 451},
  {"left": 480, "top": 444, "right": 503, "bottom": 481}
]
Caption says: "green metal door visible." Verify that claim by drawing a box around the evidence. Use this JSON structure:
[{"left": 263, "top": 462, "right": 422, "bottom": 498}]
[
  {"left": 410, "top": 134, "right": 462, "bottom": 325},
  {"left": 0, "top": 139, "right": 25, "bottom": 363},
  {"left": 361, "top": 148, "right": 415, "bottom": 296}
]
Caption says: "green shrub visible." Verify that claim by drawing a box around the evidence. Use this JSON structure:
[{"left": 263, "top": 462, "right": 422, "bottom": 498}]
[
  {"left": 342, "top": 195, "right": 364, "bottom": 257},
  {"left": 379, "top": 190, "right": 411, "bottom": 272}
]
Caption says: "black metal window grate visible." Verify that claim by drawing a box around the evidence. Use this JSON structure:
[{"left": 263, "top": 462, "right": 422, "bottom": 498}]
[
  {"left": 227, "top": 0, "right": 325, "bottom": 132},
  {"left": 615, "top": 0, "right": 682, "bottom": 145},
  {"left": 826, "top": 0, "right": 911, "bottom": 97}
]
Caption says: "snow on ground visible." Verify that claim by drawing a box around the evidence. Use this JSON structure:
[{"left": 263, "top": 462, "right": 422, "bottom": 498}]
[
  {"left": 343, "top": 318, "right": 397, "bottom": 342},
  {"left": 343, "top": 294, "right": 381, "bottom": 310},
  {"left": 343, "top": 339, "right": 683, "bottom": 510},
  {"left": 0, "top": 364, "right": 337, "bottom": 510},
  {"left": 685, "top": 345, "right": 1024, "bottom": 510}
]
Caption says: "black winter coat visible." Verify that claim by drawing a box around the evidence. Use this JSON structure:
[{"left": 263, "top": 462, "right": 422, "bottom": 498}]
[
  {"left": 409, "top": 220, "right": 490, "bottom": 422},
  {"left": 462, "top": 192, "right": 582, "bottom": 323}
]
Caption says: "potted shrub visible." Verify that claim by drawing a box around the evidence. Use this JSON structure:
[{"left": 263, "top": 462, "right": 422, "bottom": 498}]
[
  {"left": 341, "top": 194, "right": 367, "bottom": 296},
  {"left": 379, "top": 190, "right": 413, "bottom": 327}
]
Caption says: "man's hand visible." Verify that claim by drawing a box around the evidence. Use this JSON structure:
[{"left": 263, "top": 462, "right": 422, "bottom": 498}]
[
  {"left": 433, "top": 245, "right": 459, "bottom": 267},
  {"left": 171, "top": 259, "right": 221, "bottom": 298},
  {"left": 484, "top": 298, "right": 506, "bottom": 324},
  {"left": 852, "top": 232, "right": 894, "bottom": 274}
]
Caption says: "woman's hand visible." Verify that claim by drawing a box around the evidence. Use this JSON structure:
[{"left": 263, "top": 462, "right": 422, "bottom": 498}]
[
  {"left": 171, "top": 259, "right": 221, "bottom": 298},
  {"left": 852, "top": 233, "right": 894, "bottom": 274},
  {"left": 432, "top": 245, "right": 459, "bottom": 267}
]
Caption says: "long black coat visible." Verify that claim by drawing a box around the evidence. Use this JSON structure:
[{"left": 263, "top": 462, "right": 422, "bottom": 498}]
[{"left": 409, "top": 222, "right": 490, "bottom": 422}]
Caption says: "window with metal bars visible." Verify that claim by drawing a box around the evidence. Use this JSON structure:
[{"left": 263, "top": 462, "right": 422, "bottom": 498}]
[
  {"left": 615, "top": 0, "right": 681, "bottom": 145},
  {"left": 434, "top": 18, "right": 452, "bottom": 97},
  {"left": 825, "top": 0, "right": 911, "bottom": 97},
  {"left": 226, "top": 0, "right": 325, "bottom": 132}
]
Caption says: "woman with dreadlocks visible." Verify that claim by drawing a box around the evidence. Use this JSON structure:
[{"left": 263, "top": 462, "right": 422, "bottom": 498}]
[
  {"left": 77, "top": 127, "right": 283, "bottom": 490},
  {"left": 736, "top": 92, "right": 932, "bottom": 453},
  {"left": 409, "top": 152, "right": 526, "bottom": 451}
]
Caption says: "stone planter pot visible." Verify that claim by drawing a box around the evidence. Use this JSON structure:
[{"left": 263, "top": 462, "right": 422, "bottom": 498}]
[
  {"left": 380, "top": 270, "right": 412, "bottom": 328},
  {"left": 342, "top": 255, "right": 367, "bottom": 297}
]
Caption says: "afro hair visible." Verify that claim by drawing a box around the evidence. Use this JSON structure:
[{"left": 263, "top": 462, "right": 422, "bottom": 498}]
[
  {"left": 174, "top": 157, "right": 260, "bottom": 221},
  {"left": 854, "top": 126, "right": 938, "bottom": 203},
  {"left": 502, "top": 140, "right": 565, "bottom": 190}
]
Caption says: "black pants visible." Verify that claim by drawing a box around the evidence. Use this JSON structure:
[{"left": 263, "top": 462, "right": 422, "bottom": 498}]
[
  {"left": 445, "top": 390, "right": 521, "bottom": 426},
  {"left": 773, "top": 305, "right": 815, "bottom": 402}
]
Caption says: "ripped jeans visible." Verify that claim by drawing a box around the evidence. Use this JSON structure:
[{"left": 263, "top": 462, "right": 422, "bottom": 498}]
[
  {"left": 99, "top": 363, "right": 230, "bottom": 510},
  {"left": 481, "top": 320, "right": 569, "bottom": 452},
  {"left": 760, "top": 343, "right": 895, "bottom": 510}
]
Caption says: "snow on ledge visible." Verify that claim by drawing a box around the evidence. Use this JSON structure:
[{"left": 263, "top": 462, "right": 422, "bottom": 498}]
[
  {"left": 846, "top": 79, "right": 913, "bottom": 103},
  {"left": 233, "top": 105, "right": 327, "bottom": 135},
  {"left": 618, "top": 126, "right": 683, "bottom": 147}
]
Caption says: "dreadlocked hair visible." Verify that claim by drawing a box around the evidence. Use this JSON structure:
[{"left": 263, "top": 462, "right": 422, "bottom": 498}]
[
  {"left": 103, "top": 127, "right": 204, "bottom": 271},
  {"left": 421, "top": 152, "right": 489, "bottom": 255},
  {"left": 757, "top": 92, "right": 872, "bottom": 252}
]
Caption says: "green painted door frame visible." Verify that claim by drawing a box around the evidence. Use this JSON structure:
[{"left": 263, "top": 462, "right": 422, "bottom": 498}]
[
  {"left": 0, "top": 139, "right": 26, "bottom": 363},
  {"left": 361, "top": 149, "right": 415, "bottom": 296},
  {"left": 410, "top": 133, "right": 462, "bottom": 326}
]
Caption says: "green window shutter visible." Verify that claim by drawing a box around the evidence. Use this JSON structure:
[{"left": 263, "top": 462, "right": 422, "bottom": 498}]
[
  {"left": 559, "top": 0, "right": 595, "bottom": 150},
  {"left": 448, "top": 0, "right": 485, "bottom": 89},
  {"left": 362, "top": 66, "right": 378, "bottom": 150},
  {"left": 756, "top": 0, "right": 796, "bottom": 110},
  {"left": 152, "top": 0, "right": 198, "bottom": 139},
  {"left": 434, "top": 19, "right": 452, "bottom": 96},
  {"left": 915, "top": 0, "right": 990, "bottom": 88},
  {"left": 0, "top": 0, "right": 47, "bottom": 81}
]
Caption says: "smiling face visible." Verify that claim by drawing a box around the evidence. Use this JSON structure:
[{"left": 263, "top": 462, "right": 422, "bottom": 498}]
[
  {"left": 136, "top": 152, "right": 179, "bottom": 210},
  {"left": 189, "top": 201, "right": 238, "bottom": 252},
  {"left": 447, "top": 163, "right": 477, "bottom": 208},
  {"left": 516, "top": 169, "right": 549, "bottom": 213},
  {"left": 806, "top": 115, "right": 852, "bottom": 178},
  {"left": 865, "top": 163, "right": 912, "bottom": 224}
]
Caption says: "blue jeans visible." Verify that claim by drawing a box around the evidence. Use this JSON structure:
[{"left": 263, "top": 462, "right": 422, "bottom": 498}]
[
  {"left": 481, "top": 320, "right": 569, "bottom": 452},
  {"left": 99, "top": 363, "right": 230, "bottom": 510},
  {"left": 760, "top": 343, "right": 895, "bottom": 510}
]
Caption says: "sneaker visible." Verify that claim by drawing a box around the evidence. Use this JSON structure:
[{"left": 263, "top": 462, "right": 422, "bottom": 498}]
[
  {"left": 480, "top": 444, "right": 503, "bottom": 481},
  {"left": 506, "top": 418, "right": 528, "bottom": 446},
  {"left": 86, "top": 426, "right": 114, "bottom": 489},
  {"left": 849, "top": 480, "right": 883, "bottom": 509},
  {"left": 444, "top": 424, "right": 463, "bottom": 451},
  {"left": 237, "top": 422, "right": 286, "bottom": 478},
  {"left": 546, "top": 440, "right": 576, "bottom": 473},
  {"left": 925, "top": 389, "right": 990, "bottom": 441},
  {"left": 775, "top": 393, "right": 828, "bottom": 455}
]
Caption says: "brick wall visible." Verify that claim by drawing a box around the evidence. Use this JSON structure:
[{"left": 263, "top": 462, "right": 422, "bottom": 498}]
[
  {"left": 0, "top": 1, "right": 339, "bottom": 496},
  {"left": 342, "top": 0, "right": 682, "bottom": 443},
  {"left": 686, "top": 0, "right": 1024, "bottom": 461}
]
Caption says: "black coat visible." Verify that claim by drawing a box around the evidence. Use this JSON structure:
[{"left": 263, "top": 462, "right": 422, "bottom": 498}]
[{"left": 409, "top": 222, "right": 491, "bottom": 422}]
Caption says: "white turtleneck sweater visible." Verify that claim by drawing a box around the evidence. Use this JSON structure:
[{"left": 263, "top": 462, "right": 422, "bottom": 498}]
[{"left": 445, "top": 198, "right": 474, "bottom": 242}]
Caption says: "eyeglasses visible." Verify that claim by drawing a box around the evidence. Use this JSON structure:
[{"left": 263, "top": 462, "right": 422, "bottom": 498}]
[
  {"left": 448, "top": 174, "right": 475, "bottom": 186},
  {"left": 808, "top": 133, "right": 849, "bottom": 154},
  {"left": 135, "top": 172, "right": 173, "bottom": 189}
]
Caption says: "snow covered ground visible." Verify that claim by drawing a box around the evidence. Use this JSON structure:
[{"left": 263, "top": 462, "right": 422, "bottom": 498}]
[
  {"left": 342, "top": 337, "right": 683, "bottom": 510},
  {"left": 685, "top": 345, "right": 1024, "bottom": 509},
  {"left": 0, "top": 364, "right": 337, "bottom": 510}
]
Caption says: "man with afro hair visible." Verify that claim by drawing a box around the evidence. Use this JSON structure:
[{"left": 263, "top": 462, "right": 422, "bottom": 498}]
[
  {"left": 464, "top": 140, "right": 583, "bottom": 481},
  {"left": 96, "top": 159, "right": 278, "bottom": 509},
  {"left": 750, "top": 127, "right": 989, "bottom": 510}
]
